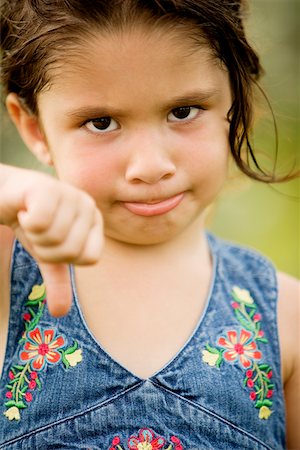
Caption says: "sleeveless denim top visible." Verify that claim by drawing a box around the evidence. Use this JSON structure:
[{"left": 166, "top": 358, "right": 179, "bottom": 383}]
[{"left": 0, "top": 233, "right": 286, "bottom": 449}]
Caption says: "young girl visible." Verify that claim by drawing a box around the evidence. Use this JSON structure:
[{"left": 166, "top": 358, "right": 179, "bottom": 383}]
[{"left": 0, "top": 0, "right": 299, "bottom": 449}]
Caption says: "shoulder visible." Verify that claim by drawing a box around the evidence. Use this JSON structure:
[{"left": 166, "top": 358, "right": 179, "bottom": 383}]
[
  {"left": 277, "top": 271, "right": 300, "bottom": 381},
  {"left": 210, "top": 234, "right": 277, "bottom": 290},
  {"left": 277, "top": 271, "right": 300, "bottom": 448},
  {"left": 0, "top": 224, "right": 14, "bottom": 300},
  {"left": 0, "top": 225, "right": 14, "bottom": 375}
]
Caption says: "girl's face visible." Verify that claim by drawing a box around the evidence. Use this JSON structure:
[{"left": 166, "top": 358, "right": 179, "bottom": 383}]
[{"left": 36, "top": 26, "right": 232, "bottom": 245}]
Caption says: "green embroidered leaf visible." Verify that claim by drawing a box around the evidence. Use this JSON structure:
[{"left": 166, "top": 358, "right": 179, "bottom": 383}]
[
  {"left": 61, "top": 352, "right": 70, "bottom": 369},
  {"left": 256, "top": 377, "right": 262, "bottom": 387},
  {"left": 249, "top": 309, "right": 256, "bottom": 318},
  {"left": 255, "top": 400, "right": 264, "bottom": 409},
  {"left": 215, "top": 354, "right": 223, "bottom": 368},
  {"left": 25, "top": 294, "right": 45, "bottom": 306},
  {"left": 247, "top": 303, "right": 257, "bottom": 310},
  {"left": 15, "top": 401, "right": 27, "bottom": 409},
  {"left": 28, "top": 307, "right": 36, "bottom": 317},
  {"left": 13, "top": 365, "right": 25, "bottom": 371},
  {"left": 262, "top": 399, "right": 273, "bottom": 407},
  {"left": 4, "top": 400, "right": 17, "bottom": 407},
  {"left": 205, "top": 344, "right": 220, "bottom": 354},
  {"left": 267, "top": 383, "right": 275, "bottom": 389},
  {"left": 234, "top": 309, "right": 256, "bottom": 331},
  {"left": 36, "top": 378, "right": 42, "bottom": 389},
  {"left": 5, "top": 384, "right": 13, "bottom": 390},
  {"left": 258, "top": 364, "right": 270, "bottom": 371},
  {"left": 20, "top": 386, "right": 27, "bottom": 393},
  {"left": 256, "top": 337, "right": 268, "bottom": 344},
  {"left": 64, "top": 340, "right": 78, "bottom": 355}
]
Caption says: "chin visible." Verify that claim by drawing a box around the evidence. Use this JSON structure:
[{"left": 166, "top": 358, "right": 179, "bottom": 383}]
[{"left": 105, "top": 222, "right": 183, "bottom": 246}]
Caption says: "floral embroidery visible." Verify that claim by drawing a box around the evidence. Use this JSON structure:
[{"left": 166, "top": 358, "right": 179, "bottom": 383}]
[
  {"left": 109, "top": 428, "right": 183, "bottom": 450},
  {"left": 202, "top": 286, "right": 274, "bottom": 420},
  {"left": 217, "top": 329, "right": 262, "bottom": 368},
  {"left": 4, "top": 283, "right": 83, "bottom": 421},
  {"left": 19, "top": 327, "right": 65, "bottom": 370}
]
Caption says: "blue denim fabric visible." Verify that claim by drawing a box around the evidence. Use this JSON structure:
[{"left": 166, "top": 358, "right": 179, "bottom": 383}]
[{"left": 0, "top": 233, "right": 286, "bottom": 449}]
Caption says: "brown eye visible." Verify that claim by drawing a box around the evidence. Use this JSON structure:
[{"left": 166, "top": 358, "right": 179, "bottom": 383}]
[
  {"left": 86, "top": 117, "right": 119, "bottom": 133},
  {"left": 168, "top": 106, "right": 200, "bottom": 122},
  {"left": 172, "top": 107, "right": 192, "bottom": 119}
]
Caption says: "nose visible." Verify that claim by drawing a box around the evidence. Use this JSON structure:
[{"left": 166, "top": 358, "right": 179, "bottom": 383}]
[{"left": 125, "top": 130, "right": 176, "bottom": 184}]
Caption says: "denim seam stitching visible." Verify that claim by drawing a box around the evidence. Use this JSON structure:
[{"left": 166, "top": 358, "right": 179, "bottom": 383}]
[
  {"left": 0, "top": 381, "right": 144, "bottom": 448},
  {"left": 149, "top": 380, "right": 273, "bottom": 450}
]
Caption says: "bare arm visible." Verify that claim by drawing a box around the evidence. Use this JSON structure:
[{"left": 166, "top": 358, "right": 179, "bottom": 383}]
[
  {"left": 278, "top": 271, "right": 300, "bottom": 449},
  {"left": 0, "top": 163, "right": 103, "bottom": 316}
]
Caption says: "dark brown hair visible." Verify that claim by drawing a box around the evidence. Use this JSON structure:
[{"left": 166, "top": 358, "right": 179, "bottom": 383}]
[{"left": 0, "top": 0, "right": 294, "bottom": 181}]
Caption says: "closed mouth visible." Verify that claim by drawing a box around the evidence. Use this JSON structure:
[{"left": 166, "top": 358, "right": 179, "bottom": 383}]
[{"left": 122, "top": 192, "right": 185, "bottom": 216}]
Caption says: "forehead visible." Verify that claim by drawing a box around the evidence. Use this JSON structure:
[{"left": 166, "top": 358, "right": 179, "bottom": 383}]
[{"left": 39, "top": 25, "right": 229, "bottom": 110}]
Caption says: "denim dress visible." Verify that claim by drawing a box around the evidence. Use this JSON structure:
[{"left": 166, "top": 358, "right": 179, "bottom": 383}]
[{"left": 0, "top": 233, "right": 286, "bottom": 449}]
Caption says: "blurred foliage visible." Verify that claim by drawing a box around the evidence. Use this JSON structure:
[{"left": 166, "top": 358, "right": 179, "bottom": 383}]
[{"left": 0, "top": 0, "right": 299, "bottom": 277}]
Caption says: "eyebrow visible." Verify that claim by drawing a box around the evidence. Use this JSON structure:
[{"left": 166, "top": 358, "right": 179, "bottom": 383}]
[{"left": 66, "top": 89, "right": 220, "bottom": 120}]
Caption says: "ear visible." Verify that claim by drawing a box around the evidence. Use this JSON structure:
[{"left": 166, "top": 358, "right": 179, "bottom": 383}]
[{"left": 6, "top": 93, "right": 53, "bottom": 166}]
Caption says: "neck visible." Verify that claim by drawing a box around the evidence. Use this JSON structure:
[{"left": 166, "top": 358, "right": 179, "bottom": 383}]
[{"left": 101, "top": 216, "right": 211, "bottom": 270}]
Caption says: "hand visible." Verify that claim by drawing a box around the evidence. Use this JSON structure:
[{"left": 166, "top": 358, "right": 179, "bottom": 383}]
[{"left": 0, "top": 165, "right": 103, "bottom": 317}]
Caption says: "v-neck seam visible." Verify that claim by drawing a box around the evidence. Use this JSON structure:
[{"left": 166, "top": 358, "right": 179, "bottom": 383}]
[{"left": 70, "top": 232, "right": 219, "bottom": 382}]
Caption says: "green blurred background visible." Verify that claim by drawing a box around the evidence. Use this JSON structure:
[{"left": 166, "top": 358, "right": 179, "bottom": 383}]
[{"left": 0, "top": 0, "right": 299, "bottom": 277}]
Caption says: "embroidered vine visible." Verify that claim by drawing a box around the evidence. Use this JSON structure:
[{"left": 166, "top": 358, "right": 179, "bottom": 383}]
[
  {"left": 202, "top": 286, "right": 274, "bottom": 420},
  {"left": 109, "top": 428, "right": 183, "bottom": 450},
  {"left": 3, "top": 283, "right": 83, "bottom": 421}
]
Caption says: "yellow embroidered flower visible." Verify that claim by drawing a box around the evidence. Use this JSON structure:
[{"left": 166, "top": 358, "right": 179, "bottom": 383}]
[
  {"left": 138, "top": 443, "right": 152, "bottom": 450},
  {"left": 259, "top": 406, "right": 272, "bottom": 420},
  {"left": 28, "top": 284, "right": 46, "bottom": 301},
  {"left": 65, "top": 349, "right": 83, "bottom": 367},
  {"left": 232, "top": 286, "right": 254, "bottom": 305},
  {"left": 202, "top": 350, "right": 219, "bottom": 367},
  {"left": 4, "top": 406, "right": 20, "bottom": 421}
]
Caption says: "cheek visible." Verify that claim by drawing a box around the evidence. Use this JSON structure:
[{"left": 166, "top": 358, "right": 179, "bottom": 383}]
[{"left": 53, "top": 147, "right": 119, "bottom": 199}]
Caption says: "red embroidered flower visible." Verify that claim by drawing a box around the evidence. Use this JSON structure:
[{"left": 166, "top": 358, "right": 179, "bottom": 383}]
[
  {"left": 112, "top": 437, "right": 120, "bottom": 445},
  {"left": 250, "top": 391, "right": 257, "bottom": 401},
  {"left": 23, "top": 313, "right": 31, "bottom": 322},
  {"left": 247, "top": 379, "right": 254, "bottom": 388},
  {"left": 25, "top": 392, "right": 33, "bottom": 402},
  {"left": 128, "top": 428, "right": 165, "bottom": 450},
  {"left": 231, "top": 302, "right": 240, "bottom": 309},
  {"left": 9, "top": 371, "right": 15, "bottom": 380},
  {"left": 5, "top": 392, "right": 12, "bottom": 399},
  {"left": 218, "top": 329, "right": 262, "bottom": 368},
  {"left": 29, "top": 380, "right": 36, "bottom": 390},
  {"left": 19, "top": 327, "right": 65, "bottom": 371}
]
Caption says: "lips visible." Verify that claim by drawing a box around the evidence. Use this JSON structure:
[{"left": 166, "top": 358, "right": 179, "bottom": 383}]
[{"left": 122, "top": 192, "right": 184, "bottom": 216}]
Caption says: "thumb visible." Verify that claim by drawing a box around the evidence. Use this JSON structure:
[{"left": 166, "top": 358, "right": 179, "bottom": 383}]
[{"left": 38, "top": 263, "right": 73, "bottom": 317}]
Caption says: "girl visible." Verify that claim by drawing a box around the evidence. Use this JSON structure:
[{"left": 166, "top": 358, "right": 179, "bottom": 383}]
[{"left": 0, "top": 0, "right": 299, "bottom": 448}]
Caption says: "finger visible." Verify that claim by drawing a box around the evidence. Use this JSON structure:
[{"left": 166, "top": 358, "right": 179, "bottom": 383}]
[
  {"left": 38, "top": 262, "right": 73, "bottom": 317},
  {"left": 29, "top": 208, "right": 103, "bottom": 264},
  {"left": 18, "top": 188, "right": 61, "bottom": 233},
  {"left": 78, "top": 209, "right": 103, "bottom": 262},
  {"left": 25, "top": 193, "right": 95, "bottom": 248}
]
